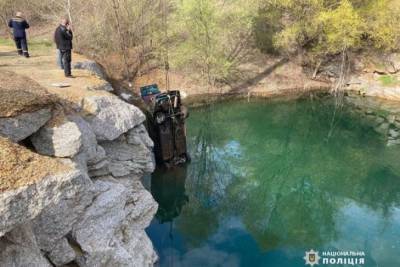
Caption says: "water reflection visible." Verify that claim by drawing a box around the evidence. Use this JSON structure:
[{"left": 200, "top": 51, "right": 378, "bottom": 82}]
[
  {"left": 151, "top": 167, "right": 189, "bottom": 223},
  {"left": 147, "top": 96, "right": 400, "bottom": 267}
]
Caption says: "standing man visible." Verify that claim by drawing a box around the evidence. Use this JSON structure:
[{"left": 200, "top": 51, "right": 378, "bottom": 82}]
[
  {"left": 54, "top": 18, "right": 74, "bottom": 78},
  {"left": 8, "top": 12, "right": 30, "bottom": 58}
]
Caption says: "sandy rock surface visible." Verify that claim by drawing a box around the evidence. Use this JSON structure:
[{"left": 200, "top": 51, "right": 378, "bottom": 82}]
[
  {"left": 0, "top": 108, "right": 52, "bottom": 142},
  {"left": 0, "top": 44, "right": 158, "bottom": 267},
  {"left": 83, "top": 95, "right": 146, "bottom": 141}
]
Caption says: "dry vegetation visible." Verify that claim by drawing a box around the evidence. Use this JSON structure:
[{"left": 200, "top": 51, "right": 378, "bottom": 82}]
[
  {"left": 0, "top": 71, "right": 55, "bottom": 117},
  {"left": 0, "top": 137, "right": 69, "bottom": 192},
  {"left": 1, "top": 0, "right": 399, "bottom": 92}
]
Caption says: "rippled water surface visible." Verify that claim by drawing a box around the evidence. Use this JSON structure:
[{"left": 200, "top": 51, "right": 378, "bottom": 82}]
[{"left": 146, "top": 97, "right": 400, "bottom": 267}]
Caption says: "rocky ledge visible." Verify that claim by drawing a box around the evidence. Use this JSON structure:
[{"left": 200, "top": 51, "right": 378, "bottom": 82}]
[
  {"left": 0, "top": 70, "right": 158, "bottom": 266},
  {"left": 346, "top": 94, "right": 400, "bottom": 147}
]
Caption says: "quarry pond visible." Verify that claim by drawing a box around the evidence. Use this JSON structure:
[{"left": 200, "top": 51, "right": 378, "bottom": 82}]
[{"left": 145, "top": 95, "right": 400, "bottom": 267}]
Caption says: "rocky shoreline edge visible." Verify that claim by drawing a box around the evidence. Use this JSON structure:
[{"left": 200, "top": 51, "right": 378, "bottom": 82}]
[
  {"left": 0, "top": 67, "right": 158, "bottom": 266},
  {"left": 2, "top": 57, "right": 400, "bottom": 266}
]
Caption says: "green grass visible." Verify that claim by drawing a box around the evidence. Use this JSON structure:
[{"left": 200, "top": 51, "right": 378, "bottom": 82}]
[
  {"left": 0, "top": 37, "right": 53, "bottom": 53},
  {"left": 0, "top": 37, "right": 14, "bottom": 46},
  {"left": 378, "top": 75, "right": 399, "bottom": 87}
]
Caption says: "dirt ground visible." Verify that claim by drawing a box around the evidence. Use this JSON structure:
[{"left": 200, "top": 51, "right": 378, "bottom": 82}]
[
  {"left": 132, "top": 54, "right": 330, "bottom": 99},
  {"left": 0, "top": 70, "right": 54, "bottom": 117},
  {"left": 0, "top": 42, "right": 110, "bottom": 109},
  {"left": 0, "top": 34, "right": 328, "bottom": 103},
  {"left": 0, "top": 41, "right": 111, "bottom": 192}
]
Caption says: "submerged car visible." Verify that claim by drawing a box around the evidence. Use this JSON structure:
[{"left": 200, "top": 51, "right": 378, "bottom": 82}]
[{"left": 140, "top": 84, "right": 190, "bottom": 167}]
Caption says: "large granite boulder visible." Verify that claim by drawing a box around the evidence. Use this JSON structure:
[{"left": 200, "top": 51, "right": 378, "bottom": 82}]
[
  {"left": 0, "top": 70, "right": 55, "bottom": 141},
  {"left": 117, "top": 228, "right": 158, "bottom": 267},
  {"left": 118, "top": 178, "right": 158, "bottom": 267},
  {"left": 73, "top": 178, "right": 127, "bottom": 249},
  {"left": 98, "top": 123, "right": 155, "bottom": 178},
  {"left": 0, "top": 161, "right": 89, "bottom": 237},
  {"left": 126, "top": 124, "right": 154, "bottom": 148},
  {"left": 118, "top": 177, "right": 158, "bottom": 230},
  {"left": 72, "top": 178, "right": 129, "bottom": 266},
  {"left": 31, "top": 161, "right": 94, "bottom": 252},
  {"left": 0, "top": 224, "right": 52, "bottom": 267},
  {"left": 73, "top": 60, "right": 106, "bottom": 78},
  {"left": 86, "top": 82, "right": 114, "bottom": 92},
  {"left": 31, "top": 118, "right": 83, "bottom": 158},
  {"left": 0, "top": 108, "right": 51, "bottom": 142},
  {"left": 1, "top": 65, "right": 159, "bottom": 267},
  {"left": 83, "top": 96, "right": 146, "bottom": 141},
  {"left": 71, "top": 115, "right": 107, "bottom": 166},
  {"left": 72, "top": 177, "right": 158, "bottom": 267},
  {"left": 101, "top": 135, "right": 155, "bottom": 178},
  {"left": 47, "top": 237, "right": 76, "bottom": 266}
]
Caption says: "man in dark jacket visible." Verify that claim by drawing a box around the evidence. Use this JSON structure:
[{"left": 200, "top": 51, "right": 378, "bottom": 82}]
[
  {"left": 54, "top": 18, "right": 74, "bottom": 78},
  {"left": 8, "top": 12, "right": 30, "bottom": 58}
]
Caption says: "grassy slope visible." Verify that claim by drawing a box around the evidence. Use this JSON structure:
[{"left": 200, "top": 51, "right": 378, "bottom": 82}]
[{"left": 0, "top": 37, "right": 53, "bottom": 53}]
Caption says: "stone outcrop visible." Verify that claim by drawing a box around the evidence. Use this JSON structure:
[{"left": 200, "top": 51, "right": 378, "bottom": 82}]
[
  {"left": 0, "top": 161, "right": 87, "bottom": 237},
  {"left": 31, "top": 169, "right": 94, "bottom": 252},
  {"left": 0, "top": 71, "right": 54, "bottom": 118},
  {"left": 0, "top": 108, "right": 51, "bottom": 142},
  {"left": 87, "top": 82, "right": 114, "bottom": 92},
  {"left": 345, "top": 53, "right": 400, "bottom": 102},
  {"left": 0, "top": 89, "right": 159, "bottom": 266},
  {"left": 346, "top": 94, "right": 400, "bottom": 146},
  {"left": 73, "top": 177, "right": 157, "bottom": 267},
  {"left": 101, "top": 130, "right": 155, "bottom": 177},
  {"left": 31, "top": 118, "right": 83, "bottom": 158},
  {"left": 0, "top": 225, "right": 52, "bottom": 267},
  {"left": 47, "top": 237, "right": 77, "bottom": 266},
  {"left": 72, "top": 115, "right": 107, "bottom": 166},
  {"left": 343, "top": 54, "right": 400, "bottom": 146},
  {"left": 73, "top": 60, "right": 113, "bottom": 92},
  {"left": 83, "top": 95, "right": 146, "bottom": 141},
  {"left": 73, "top": 60, "right": 106, "bottom": 79},
  {"left": 127, "top": 124, "right": 154, "bottom": 148}
]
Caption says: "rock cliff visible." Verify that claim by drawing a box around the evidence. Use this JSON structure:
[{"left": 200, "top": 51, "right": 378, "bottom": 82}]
[{"left": 0, "top": 69, "right": 158, "bottom": 267}]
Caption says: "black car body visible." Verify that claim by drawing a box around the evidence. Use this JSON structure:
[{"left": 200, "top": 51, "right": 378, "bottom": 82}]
[{"left": 141, "top": 84, "right": 189, "bottom": 167}]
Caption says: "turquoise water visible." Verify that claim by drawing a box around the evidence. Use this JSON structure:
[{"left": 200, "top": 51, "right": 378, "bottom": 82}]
[{"left": 146, "top": 96, "right": 400, "bottom": 267}]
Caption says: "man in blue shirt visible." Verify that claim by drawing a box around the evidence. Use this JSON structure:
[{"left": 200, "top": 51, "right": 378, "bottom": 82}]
[{"left": 8, "top": 12, "right": 30, "bottom": 58}]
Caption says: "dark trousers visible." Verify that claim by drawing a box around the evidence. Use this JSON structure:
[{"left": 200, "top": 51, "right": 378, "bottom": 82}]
[
  {"left": 60, "top": 49, "right": 72, "bottom": 76},
  {"left": 14, "top": 37, "right": 29, "bottom": 56},
  {"left": 57, "top": 50, "right": 64, "bottom": 69}
]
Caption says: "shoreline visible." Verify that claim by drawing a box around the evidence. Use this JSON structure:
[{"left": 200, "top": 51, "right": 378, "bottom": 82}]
[{"left": 182, "top": 86, "right": 331, "bottom": 107}]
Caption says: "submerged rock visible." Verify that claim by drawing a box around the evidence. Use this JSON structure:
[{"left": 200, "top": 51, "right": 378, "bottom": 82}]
[
  {"left": 388, "top": 139, "right": 400, "bottom": 146},
  {"left": 375, "top": 122, "right": 390, "bottom": 135},
  {"left": 83, "top": 95, "right": 146, "bottom": 141},
  {"left": 0, "top": 108, "right": 51, "bottom": 142},
  {"left": 388, "top": 129, "right": 400, "bottom": 138}
]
